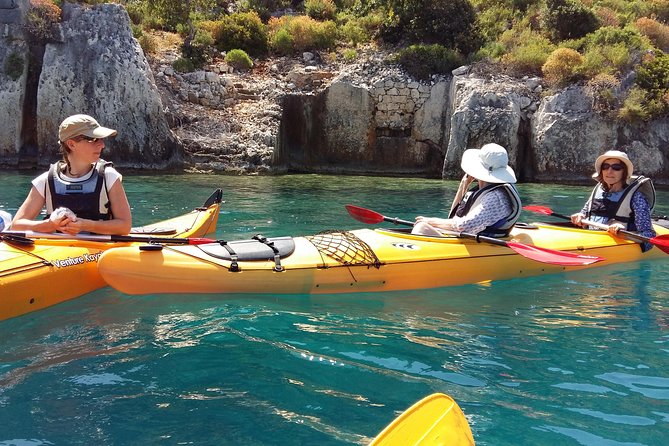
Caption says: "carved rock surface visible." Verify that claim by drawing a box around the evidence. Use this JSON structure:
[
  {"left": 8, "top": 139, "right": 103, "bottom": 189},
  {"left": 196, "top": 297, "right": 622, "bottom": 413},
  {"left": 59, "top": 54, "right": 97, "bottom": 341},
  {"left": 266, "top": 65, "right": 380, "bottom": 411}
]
[
  {"left": 532, "top": 86, "right": 668, "bottom": 183},
  {"left": 0, "top": 40, "right": 26, "bottom": 165},
  {"left": 35, "top": 3, "right": 180, "bottom": 168}
]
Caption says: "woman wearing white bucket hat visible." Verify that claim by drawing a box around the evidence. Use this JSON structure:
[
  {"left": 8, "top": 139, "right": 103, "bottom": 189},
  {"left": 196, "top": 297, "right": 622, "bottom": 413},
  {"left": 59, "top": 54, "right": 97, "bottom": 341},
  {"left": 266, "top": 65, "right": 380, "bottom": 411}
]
[
  {"left": 11, "top": 114, "right": 131, "bottom": 235},
  {"left": 570, "top": 150, "right": 656, "bottom": 251},
  {"left": 412, "top": 143, "right": 522, "bottom": 237}
]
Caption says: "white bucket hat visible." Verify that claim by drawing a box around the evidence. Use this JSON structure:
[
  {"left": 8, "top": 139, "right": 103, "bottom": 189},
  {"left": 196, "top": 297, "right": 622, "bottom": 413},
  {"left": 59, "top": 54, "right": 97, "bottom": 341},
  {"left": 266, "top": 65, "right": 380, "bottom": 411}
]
[
  {"left": 460, "top": 143, "right": 517, "bottom": 184},
  {"left": 593, "top": 150, "right": 634, "bottom": 180}
]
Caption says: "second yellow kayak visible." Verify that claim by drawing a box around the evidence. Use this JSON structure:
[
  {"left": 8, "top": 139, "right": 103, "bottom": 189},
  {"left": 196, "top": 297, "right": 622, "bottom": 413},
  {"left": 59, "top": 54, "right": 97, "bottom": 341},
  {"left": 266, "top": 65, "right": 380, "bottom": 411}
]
[{"left": 97, "top": 221, "right": 669, "bottom": 295}]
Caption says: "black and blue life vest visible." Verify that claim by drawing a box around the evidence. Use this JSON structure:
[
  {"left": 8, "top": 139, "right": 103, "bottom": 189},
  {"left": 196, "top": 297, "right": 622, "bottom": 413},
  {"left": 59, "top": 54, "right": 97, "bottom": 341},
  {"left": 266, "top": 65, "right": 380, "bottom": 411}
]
[
  {"left": 448, "top": 183, "right": 522, "bottom": 237},
  {"left": 586, "top": 176, "right": 655, "bottom": 231},
  {"left": 45, "top": 160, "right": 113, "bottom": 221}
]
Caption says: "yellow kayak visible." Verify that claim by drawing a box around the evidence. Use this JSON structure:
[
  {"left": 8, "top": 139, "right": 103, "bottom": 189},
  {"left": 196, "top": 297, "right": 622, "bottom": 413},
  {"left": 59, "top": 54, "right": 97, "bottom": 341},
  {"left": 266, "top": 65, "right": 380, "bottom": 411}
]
[
  {"left": 97, "top": 219, "right": 669, "bottom": 295},
  {"left": 370, "top": 393, "right": 475, "bottom": 446},
  {"left": 0, "top": 189, "right": 221, "bottom": 321}
]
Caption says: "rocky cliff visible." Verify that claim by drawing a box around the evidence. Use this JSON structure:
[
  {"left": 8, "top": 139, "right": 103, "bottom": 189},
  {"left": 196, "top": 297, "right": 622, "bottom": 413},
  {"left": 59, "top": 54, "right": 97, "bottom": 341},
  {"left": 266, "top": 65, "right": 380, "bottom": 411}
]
[
  {"left": 0, "top": 1, "right": 180, "bottom": 169},
  {"left": 0, "top": 2, "right": 667, "bottom": 185}
]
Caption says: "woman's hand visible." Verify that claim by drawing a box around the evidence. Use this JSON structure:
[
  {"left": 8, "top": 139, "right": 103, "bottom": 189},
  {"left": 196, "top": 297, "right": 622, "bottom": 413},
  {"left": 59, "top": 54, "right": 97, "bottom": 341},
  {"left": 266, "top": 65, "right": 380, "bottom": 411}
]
[
  {"left": 415, "top": 216, "right": 451, "bottom": 230},
  {"left": 570, "top": 213, "right": 585, "bottom": 227},
  {"left": 607, "top": 221, "right": 625, "bottom": 235}
]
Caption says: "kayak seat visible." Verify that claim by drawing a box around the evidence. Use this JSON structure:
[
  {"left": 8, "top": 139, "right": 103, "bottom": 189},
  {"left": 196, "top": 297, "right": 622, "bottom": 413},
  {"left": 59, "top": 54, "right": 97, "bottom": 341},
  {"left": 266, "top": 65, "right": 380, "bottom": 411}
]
[
  {"left": 654, "top": 218, "right": 669, "bottom": 230},
  {"left": 198, "top": 236, "right": 296, "bottom": 261}
]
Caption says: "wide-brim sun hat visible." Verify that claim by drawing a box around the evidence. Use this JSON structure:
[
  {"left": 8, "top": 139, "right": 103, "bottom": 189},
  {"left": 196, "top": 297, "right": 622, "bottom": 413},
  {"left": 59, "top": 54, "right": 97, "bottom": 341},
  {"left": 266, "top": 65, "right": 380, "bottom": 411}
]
[
  {"left": 460, "top": 143, "right": 517, "bottom": 184},
  {"left": 593, "top": 150, "right": 633, "bottom": 180},
  {"left": 58, "top": 114, "right": 117, "bottom": 143}
]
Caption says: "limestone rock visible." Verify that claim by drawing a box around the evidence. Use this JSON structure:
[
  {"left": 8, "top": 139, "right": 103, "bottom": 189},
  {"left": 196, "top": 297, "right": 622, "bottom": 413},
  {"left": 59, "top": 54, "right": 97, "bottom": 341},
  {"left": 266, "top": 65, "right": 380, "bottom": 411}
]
[
  {"left": 36, "top": 3, "right": 180, "bottom": 168},
  {"left": 0, "top": 40, "right": 27, "bottom": 165},
  {"left": 442, "top": 77, "right": 525, "bottom": 179}
]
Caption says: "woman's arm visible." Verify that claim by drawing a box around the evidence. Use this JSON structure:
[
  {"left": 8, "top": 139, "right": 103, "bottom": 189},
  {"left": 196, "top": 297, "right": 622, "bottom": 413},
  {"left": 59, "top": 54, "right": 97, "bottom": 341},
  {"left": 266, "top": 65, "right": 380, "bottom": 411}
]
[
  {"left": 631, "top": 191, "right": 656, "bottom": 239},
  {"left": 11, "top": 186, "right": 72, "bottom": 232}
]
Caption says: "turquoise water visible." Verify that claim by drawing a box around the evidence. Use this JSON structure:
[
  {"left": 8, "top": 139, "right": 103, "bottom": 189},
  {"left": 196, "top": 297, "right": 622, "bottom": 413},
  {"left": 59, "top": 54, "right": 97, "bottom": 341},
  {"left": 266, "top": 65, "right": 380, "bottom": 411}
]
[{"left": 1, "top": 171, "right": 668, "bottom": 445}]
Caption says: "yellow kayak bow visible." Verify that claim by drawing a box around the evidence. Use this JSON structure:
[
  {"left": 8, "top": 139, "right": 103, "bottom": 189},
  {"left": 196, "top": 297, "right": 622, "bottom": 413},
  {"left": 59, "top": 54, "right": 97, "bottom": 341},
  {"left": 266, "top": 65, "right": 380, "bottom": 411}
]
[{"left": 370, "top": 393, "right": 475, "bottom": 446}]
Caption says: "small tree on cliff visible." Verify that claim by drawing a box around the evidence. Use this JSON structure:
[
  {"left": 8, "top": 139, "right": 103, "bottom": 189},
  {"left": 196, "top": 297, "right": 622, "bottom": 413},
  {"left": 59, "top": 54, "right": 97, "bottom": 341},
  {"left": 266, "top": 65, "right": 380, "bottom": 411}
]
[{"left": 380, "top": 0, "right": 482, "bottom": 55}]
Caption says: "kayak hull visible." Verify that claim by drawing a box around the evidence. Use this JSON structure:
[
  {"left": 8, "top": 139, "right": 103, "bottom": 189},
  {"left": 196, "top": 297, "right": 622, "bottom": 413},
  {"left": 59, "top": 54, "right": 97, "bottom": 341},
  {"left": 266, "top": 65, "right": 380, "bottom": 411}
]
[
  {"left": 0, "top": 190, "right": 221, "bottom": 320},
  {"left": 370, "top": 393, "right": 475, "bottom": 446},
  {"left": 97, "top": 222, "right": 669, "bottom": 295}
]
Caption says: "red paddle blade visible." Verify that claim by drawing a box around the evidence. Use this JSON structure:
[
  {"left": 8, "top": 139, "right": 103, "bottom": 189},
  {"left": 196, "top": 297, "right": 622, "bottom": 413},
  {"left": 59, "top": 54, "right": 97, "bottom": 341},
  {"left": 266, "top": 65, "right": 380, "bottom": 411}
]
[
  {"left": 505, "top": 241, "right": 604, "bottom": 266},
  {"left": 650, "top": 234, "right": 669, "bottom": 254},
  {"left": 522, "top": 205, "right": 554, "bottom": 216},
  {"left": 345, "top": 205, "right": 385, "bottom": 224}
]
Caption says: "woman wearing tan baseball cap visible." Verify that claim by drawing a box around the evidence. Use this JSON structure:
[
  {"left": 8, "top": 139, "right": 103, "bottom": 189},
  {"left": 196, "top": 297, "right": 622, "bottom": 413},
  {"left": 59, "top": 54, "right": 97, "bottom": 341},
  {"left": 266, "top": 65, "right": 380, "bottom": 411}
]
[{"left": 11, "top": 114, "right": 132, "bottom": 235}]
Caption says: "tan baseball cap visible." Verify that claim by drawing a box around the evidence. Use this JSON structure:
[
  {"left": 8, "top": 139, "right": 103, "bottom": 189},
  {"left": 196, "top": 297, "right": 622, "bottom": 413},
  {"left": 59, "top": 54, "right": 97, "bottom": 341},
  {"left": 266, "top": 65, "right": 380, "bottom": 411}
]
[{"left": 58, "top": 114, "right": 117, "bottom": 143}]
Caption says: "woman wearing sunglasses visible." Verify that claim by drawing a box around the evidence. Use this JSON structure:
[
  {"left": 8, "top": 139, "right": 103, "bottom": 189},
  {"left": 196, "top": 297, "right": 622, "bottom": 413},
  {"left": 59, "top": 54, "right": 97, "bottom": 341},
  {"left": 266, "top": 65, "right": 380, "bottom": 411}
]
[
  {"left": 571, "top": 150, "right": 656, "bottom": 251},
  {"left": 11, "top": 114, "right": 131, "bottom": 235}
]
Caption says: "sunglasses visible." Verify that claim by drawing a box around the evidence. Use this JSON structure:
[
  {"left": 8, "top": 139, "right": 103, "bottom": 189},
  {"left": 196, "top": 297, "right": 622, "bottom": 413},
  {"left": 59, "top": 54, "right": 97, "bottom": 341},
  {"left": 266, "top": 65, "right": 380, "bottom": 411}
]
[
  {"left": 601, "top": 163, "right": 624, "bottom": 171},
  {"left": 77, "top": 136, "right": 100, "bottom": 143}
]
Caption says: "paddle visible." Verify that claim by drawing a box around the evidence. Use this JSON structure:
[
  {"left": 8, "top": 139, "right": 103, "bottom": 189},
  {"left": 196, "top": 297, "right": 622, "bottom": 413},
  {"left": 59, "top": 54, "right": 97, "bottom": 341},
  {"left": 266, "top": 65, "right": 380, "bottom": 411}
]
[
  {"left": 523, "top": 205, "right": 669, "bottom": 254},
  {"left": 0, "top": 233, "right": 35, "bottom": 247},
  {"left": 346, "top": 205, "right": 604, "bottom": 266},
  {"left": 369, "top": 393, "right": 475, "bottom": 446},
  {"left": 3, "top": 230, "right": 217, "bottom": 246}
]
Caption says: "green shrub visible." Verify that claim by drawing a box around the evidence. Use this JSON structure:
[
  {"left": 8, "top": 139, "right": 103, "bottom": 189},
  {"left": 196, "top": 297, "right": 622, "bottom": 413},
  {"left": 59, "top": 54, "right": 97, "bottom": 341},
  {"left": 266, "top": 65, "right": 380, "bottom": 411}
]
[
  {"left": 619, "top": 87, "right": 651, "bottom": 121},
  {"left": 313, "top": 20, "right": 337, "bottom": 49},
  {"left": 271, "top": 28, "right": 294, "bottom": 55},
  {"left": 24, "top": 0, "right": 62, "bottom": 43},
  {"left": 268, "top": 15, "right": 337, "bottom": 54},
  {"left": 579, "top": 42, "right": 631, "bottom": 77},
  {"left": 138, "top": 33, "right": 158, "bottom": 55},
  {"left": 476, "top": 5, "right": 516, "bottom": 43},
  {"left": 225, "top": 49, "right": 254, "bottom": 71},
  {"left": 4, "top": 52, "right": 24, "bottom": 81},
  {"left": 305, "top": 0, "right": 337, "bottom": 21},
  {"left": 475, "top": 41, "right": 507, "bottom": 60},
  {"left": 634, "top": 17, "right": 669, "bottom": 53},
  {"left": 172, "top": 57, "right": 195, "bottom": 73},
  {"left": 499, "top": 28, "right": 555, "bottom": 76},
  {"left": 584, "top": 26, "right": 648, "bottom": 52},
  {"left": 380, "top": 0, "right": 482, "bottom": 55},
  {"left": 542, "top": 0, "right": 600, "bottom": 42},
  {"left": 340, "top": 20, "right": 367, "bottom": 46},
  {"left": 124, "top": 2, "right": 144, "bottom": 25},
  {"left": 131, "top": 23, "right": 144, "bottom": 39},
  {"left": 647, "top": 0, "right": 669, "bottom": 24},
  {"left": 587, "top": 73, "right": 620, "bottom": 111},
  {"left": 145, "top": 0, "right": 189, "bottom": 32},
  {"left": 393, "top": 44, "right": 464, "bottom": 80},
  {"left": 594, "top": 6, "right": 620, "bottom": 27},
  {"left": 181, "top": 28, "right": 214, "bottom": 68},
  {"left": 342, "top": 48, "right": 357, "bottom": 61},
  {"left": 211, "top": 12, "right": 268, "bottom": 57},
  {"left": 238, "top": 0, "right": 291, "bottom": 22},
  {"left": 634, "top": 51, "right": 669, "bottom": 116},
  {"left": 542, "top": 47, "right": 584, "bottom": 87}
]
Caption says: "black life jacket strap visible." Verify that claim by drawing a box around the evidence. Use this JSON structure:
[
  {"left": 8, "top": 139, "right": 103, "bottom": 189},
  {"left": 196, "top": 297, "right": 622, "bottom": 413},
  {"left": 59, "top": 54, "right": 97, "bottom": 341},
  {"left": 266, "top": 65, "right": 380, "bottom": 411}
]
[{"left": 252, "top": 234, "right": 284, "bottom": 272}]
